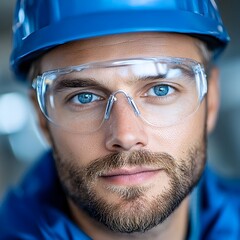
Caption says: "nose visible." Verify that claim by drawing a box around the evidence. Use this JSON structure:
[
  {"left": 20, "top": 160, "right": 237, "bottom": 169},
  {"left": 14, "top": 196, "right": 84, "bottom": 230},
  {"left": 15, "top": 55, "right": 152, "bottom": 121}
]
[{"left": 105, "top": 93, "right": 148, "bottom": 152}]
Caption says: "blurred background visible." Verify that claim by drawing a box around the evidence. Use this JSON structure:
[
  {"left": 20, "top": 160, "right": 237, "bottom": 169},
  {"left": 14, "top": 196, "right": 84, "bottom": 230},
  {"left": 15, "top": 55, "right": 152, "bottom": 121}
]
[{"left": 0, "top": 0, "right": 240, "bottom": 199}]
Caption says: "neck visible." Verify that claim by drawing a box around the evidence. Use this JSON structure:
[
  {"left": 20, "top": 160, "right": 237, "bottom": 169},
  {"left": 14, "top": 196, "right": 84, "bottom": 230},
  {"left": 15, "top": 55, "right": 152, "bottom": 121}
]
[{"left": 68, "top": 196, "right": 189, "bottom": 240}]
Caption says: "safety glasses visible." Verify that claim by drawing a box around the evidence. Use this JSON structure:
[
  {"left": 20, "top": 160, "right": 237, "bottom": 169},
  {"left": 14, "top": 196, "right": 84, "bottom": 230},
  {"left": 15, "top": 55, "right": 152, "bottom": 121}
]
[{"left": 32, "top": 57, "right": 207, "bottom": 133}]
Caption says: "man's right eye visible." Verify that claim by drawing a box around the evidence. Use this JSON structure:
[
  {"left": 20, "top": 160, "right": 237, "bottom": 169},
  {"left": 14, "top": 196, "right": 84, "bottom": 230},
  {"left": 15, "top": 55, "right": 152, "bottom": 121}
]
[{"left": 71, "top": 92, "right": 102, "bottom": 105}]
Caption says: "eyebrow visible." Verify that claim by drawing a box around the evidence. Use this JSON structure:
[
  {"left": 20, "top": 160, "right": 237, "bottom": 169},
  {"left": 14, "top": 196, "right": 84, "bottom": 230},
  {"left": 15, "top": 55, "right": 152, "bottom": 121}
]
[
  {"left": 135, "top": 69, "right": 194, "bottom": 83},
  {"left": 52, "top": 70, "right": 191, "bottom": 92},
  {"left": 135, "top": 75, "right": 167, "bottom": 83},
  {"left": 54, "top": 75, "right": 168, "bottom": 90},
  {"left": 53, "top": 78, "right": 106, "bottom": 92}
]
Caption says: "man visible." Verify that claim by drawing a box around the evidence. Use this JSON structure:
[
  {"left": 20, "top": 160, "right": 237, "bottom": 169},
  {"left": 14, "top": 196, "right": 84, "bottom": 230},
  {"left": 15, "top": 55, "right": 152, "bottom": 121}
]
[{"left": 0, "top": 0, "right": 237, "bottom": 239}]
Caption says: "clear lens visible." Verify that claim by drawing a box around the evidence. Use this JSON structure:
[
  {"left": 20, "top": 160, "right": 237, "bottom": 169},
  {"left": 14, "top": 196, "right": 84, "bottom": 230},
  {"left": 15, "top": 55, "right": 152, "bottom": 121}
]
[{"left": 33, "top": 57, "right": 207, "bottom": 133}]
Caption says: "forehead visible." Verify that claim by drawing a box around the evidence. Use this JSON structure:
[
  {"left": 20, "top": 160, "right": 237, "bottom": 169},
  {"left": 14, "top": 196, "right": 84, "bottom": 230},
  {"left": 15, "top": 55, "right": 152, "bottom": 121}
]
[{"left": 40, "top": 33, "right": 202, "bottom": 72}]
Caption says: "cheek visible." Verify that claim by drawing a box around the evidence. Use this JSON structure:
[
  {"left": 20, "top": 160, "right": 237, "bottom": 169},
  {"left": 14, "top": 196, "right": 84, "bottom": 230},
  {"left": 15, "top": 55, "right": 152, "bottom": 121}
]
[
  {"left": 48, "top": 104, "right": 206, "bottom": 166},
  {"left": 148, "top": 105, "right": 206, "bottom": 158},
  {"left": 49, "top": 127, "right": 107, "bottom": 166}
]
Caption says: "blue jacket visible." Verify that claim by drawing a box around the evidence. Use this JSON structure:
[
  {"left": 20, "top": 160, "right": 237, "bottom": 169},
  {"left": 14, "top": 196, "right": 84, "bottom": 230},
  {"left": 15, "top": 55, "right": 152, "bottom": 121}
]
[{"left": 0, "top": 152, "right": 239, "bottom": 239}]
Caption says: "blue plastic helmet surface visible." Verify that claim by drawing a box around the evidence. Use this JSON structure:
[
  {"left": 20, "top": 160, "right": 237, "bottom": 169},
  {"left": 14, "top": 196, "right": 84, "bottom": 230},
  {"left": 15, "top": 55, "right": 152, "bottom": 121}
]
[{"left": 11, "top": 0, "right": 230, "bottom": 79}]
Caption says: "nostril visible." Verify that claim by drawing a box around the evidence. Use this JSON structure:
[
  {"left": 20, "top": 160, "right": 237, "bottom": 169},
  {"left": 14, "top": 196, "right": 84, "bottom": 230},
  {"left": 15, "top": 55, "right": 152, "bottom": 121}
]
[
  {"left": 106, "top": 127, "right": 148, "bottom": 151},
  {"left": 111, "top": 141, "right": 144, "bottom": 151},
  {"left": 112, "top": 144, "right": 122, "bottom": 150}
]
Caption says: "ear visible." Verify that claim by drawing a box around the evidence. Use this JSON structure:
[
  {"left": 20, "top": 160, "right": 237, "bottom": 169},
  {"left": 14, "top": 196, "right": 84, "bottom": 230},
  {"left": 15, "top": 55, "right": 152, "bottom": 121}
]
[
  {"left": 206, "top": 67, "right": 220, "bottom": 133},
  {"left": 29, "top": 90, "right": 52, "bottom": 146}
]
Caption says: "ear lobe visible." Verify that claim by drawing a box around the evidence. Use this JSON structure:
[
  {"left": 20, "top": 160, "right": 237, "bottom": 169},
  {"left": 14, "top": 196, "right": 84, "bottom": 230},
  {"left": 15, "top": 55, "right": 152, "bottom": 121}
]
[
  {"left": 29, "top": 90, "right": 52, "bottom": 145},
  {"left": 206, "top": 67, "right": 220, "bottom": 133}
]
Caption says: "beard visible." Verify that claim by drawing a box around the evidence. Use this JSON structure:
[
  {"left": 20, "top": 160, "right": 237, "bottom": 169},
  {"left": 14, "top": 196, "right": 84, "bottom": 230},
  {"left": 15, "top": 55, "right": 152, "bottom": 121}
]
[{"left": 52, "top": 135, "right": 206, "bottom": 234}]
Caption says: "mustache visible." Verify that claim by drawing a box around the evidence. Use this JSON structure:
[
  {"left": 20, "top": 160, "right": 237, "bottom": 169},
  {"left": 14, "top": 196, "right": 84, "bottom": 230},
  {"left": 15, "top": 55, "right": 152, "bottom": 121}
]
[{"left": 80, "top": 150, "right": 177, "bottom": 181}]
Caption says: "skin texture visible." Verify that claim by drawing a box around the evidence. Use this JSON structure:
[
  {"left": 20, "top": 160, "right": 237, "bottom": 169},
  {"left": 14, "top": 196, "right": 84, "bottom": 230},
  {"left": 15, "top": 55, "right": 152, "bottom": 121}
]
[{"left": 32, "top": 33, "right": 220, "bottom": 240}]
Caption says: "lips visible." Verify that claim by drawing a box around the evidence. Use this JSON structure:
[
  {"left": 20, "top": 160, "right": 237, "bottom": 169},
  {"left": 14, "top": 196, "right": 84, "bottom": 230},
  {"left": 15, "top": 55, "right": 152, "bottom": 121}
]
[{"left": 100, "top": 167, "right": 162, "bottom": 185}]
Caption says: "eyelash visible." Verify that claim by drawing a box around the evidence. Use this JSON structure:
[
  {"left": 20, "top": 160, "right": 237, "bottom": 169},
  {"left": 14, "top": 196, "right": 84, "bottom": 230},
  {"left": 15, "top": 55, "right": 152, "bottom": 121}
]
[
  {"left": 71, "top": 92, "right": 103, "bottom": 105},
  {"left": 145, "top": 84, "right": 175, "bottom": 97},
  {"left": 64, "top": 82, "right": 178, "bottom": 107}
]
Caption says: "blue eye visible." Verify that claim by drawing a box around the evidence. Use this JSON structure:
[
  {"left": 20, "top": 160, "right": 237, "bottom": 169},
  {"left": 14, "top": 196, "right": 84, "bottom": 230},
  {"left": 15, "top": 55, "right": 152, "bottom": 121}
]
[
  {"left": 147, "top": 84, "right": 174, "bottom": 97},
  {"left": 72, "top": 93, "right": 101, "bottom": 104},
  {"left": 153, "top": 85, "right": 169, "bottom": 96},
  {"left": 78, "top": 93, "right": 93, "bottom": 104}
]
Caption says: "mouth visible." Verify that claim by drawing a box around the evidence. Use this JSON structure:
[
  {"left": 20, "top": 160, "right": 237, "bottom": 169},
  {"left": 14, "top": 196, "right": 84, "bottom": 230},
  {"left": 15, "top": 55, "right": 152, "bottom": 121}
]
[{"left": 100, "top": 167, "right": 162, "bottom": 186}]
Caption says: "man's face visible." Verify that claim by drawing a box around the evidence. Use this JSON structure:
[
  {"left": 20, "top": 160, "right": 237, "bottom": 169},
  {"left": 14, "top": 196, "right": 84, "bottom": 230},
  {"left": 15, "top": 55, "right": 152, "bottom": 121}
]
[{"left": 37, "top": 33, "right": 218, "bottom": 233}]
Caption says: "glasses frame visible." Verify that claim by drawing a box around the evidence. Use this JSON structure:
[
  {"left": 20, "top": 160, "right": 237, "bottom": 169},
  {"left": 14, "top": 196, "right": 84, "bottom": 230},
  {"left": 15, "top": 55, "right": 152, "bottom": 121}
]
[{"left": 32, "top": 57, "right": 207, "bottom": 131}]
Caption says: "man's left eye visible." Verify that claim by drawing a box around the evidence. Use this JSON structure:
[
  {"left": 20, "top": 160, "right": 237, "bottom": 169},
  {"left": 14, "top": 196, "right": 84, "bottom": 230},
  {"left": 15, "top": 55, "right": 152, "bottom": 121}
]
[{"left": 146, "top": 84, "right": 174, "bottom": 97}]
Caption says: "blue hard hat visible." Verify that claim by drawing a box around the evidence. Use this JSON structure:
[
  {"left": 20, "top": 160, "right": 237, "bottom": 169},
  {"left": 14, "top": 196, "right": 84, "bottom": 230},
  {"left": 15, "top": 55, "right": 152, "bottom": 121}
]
[{"left": 11, "top": 0, "right": 230, "bottom": 79}]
